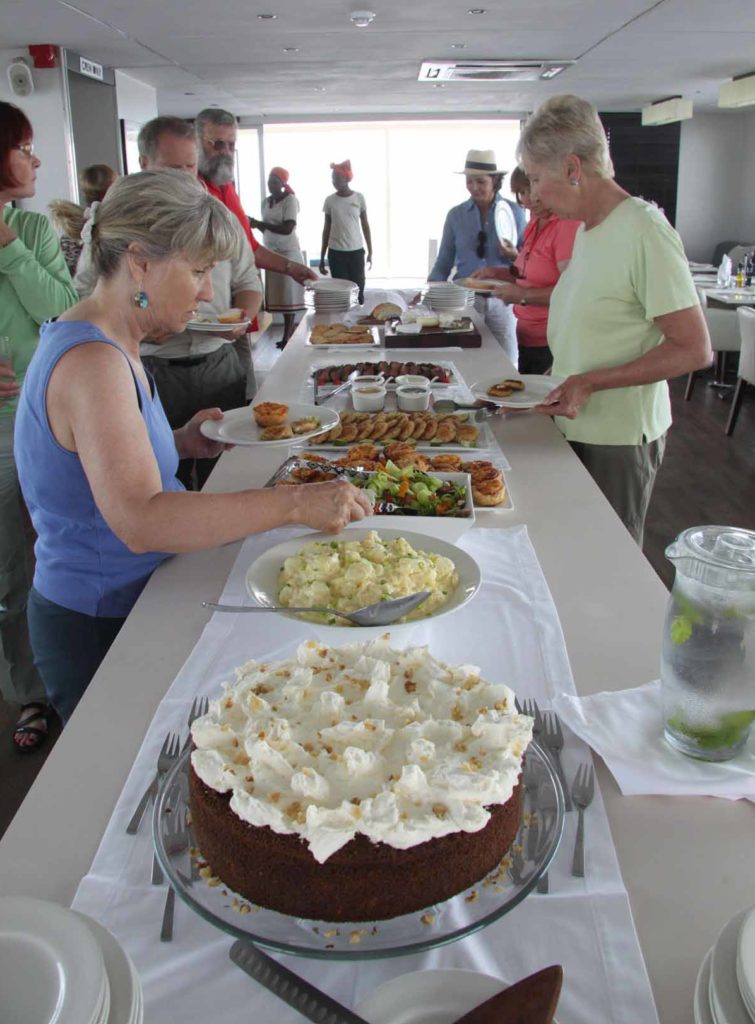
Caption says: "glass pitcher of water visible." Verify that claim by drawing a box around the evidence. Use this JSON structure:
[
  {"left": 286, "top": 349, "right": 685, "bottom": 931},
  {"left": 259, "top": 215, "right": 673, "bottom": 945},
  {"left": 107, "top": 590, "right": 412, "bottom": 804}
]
[{"left": 661, "top": 526, "right": 755, "bottom": 761}]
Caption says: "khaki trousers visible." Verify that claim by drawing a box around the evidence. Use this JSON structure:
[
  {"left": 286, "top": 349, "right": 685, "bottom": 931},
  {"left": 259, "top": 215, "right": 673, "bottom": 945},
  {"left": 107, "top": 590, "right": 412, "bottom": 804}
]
[{"left": 569, "top": 434, "right": 666, "bottom": 547}]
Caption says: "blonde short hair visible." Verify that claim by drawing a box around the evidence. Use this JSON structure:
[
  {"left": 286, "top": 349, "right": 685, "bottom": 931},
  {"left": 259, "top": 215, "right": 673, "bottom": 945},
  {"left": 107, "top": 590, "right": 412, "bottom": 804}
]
[
  {"left": 517, "top": 94, "right": 614, "bottom": 179},
  {"left": 88, "top": 169, "right": 240, "bottom": 278}
]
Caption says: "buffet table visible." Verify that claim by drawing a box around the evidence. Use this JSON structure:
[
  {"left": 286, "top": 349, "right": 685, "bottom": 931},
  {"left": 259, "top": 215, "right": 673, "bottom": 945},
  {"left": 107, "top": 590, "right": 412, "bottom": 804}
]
[{"left": 0, "top": 309, "right": 752, "bottom": 1023}]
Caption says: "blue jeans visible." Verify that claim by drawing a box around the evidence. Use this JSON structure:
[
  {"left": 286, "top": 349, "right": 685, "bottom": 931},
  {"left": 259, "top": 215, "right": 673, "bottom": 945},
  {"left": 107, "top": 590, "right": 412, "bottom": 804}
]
[{"left": 27, "top": 588, "right": 126, "bottom": 724}]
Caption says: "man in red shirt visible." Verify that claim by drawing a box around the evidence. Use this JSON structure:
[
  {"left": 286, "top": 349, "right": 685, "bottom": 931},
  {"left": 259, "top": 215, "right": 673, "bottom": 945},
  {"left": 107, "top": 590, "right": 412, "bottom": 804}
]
[{"left": 195, "top": 108, "right": 317, "bottom": 300}]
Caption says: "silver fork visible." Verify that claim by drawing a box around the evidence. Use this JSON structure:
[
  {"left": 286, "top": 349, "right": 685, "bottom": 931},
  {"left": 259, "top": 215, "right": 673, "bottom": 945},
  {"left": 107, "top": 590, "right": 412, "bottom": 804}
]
[
  {"left": 521, "top": 697, "right": 543, "bottom": 738},
  {"left": 151, "top": 733, "right": 181, "bottom": 884},
  {"left": 522, "top": 754, "right": 542, "bottom": 860},
  {"left": 159, "top": 810, "right": 188, "bottom": 942},
  {"left": 571, "top": 762, "right": 595, "bottom": 878},
  {"left": 541, "top": 711, "right": 572, "bottom": 811},
  {"left": 535, "top": 778, "right": 558, "bottom": 893},
  {"left": 181, "top": 695, "right": 209, "bottom": 753},
  {"left": 126, "top": 731, "right": 180, "bottom": 835}
]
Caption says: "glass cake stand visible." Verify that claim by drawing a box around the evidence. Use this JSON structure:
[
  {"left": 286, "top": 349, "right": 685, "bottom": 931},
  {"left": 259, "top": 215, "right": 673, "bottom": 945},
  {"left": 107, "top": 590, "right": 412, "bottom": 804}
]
[{"left": 153, "top": 742, "right": 564, "bottom": 961}]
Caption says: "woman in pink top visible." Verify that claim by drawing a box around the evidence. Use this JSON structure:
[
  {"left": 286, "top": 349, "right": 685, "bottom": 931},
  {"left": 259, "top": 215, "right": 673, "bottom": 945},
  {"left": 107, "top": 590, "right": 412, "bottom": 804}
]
[{"left": 473, "top": 166, "right": 580, "bottom": 374}]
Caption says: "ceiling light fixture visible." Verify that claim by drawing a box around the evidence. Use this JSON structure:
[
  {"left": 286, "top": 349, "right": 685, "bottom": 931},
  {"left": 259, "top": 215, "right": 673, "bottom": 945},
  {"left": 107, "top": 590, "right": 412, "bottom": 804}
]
[
  {"left": 256, "top": 13, "right": 277, "bottom": 19},
  {"left": 641, "top": 95, "right": 693, "bottom": 126},
  {"left": 283, "top": 47, "right": 300, "bottom": 52},
  {"left": 450, "top": 43, "right": 467, "bottom": 49},
  {"left": 467, "top": 8, "right": 487, "bottom": 14},
  {"left": 350, "top": 10, "right": 376, "bottom": 27},
  {"left": 718, "top": 70, "right": 755, "bottom": 108},
  {"left": 540, "top": 64, "right": 569, "bottom": 80}
]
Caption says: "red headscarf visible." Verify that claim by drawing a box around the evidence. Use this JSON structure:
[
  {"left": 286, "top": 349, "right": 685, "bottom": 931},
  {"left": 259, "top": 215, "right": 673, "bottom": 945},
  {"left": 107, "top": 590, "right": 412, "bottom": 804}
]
[
  {"left": 330, "top": 159, "right": 353, "bottom": 182},
  {"left": 269, "top": 166, "right": 294, "bottom": 195}
]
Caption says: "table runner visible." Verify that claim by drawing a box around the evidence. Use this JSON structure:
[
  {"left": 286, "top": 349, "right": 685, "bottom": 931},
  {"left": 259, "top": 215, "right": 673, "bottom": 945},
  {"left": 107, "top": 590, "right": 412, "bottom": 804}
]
[{"left": 72, "top": 526, "right": 658, "bottom": 1023}]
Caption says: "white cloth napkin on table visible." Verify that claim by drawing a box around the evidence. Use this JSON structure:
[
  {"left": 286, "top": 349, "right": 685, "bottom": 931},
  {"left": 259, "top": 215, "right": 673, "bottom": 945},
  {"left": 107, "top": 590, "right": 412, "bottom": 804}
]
[{"left": 552, "top": 681, "right": 755, "bottom": 801}]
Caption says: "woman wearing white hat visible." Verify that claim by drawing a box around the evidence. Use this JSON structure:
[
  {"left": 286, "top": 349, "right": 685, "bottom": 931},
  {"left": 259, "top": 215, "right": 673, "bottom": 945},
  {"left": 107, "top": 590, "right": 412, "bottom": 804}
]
[{"left": 428, "top": 149, "right": 525, "bottom": 365}]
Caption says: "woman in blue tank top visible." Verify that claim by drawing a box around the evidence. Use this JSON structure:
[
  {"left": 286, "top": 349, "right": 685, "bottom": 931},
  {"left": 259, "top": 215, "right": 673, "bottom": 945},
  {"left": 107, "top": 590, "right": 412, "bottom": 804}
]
[{"left": 14, "top": 171, "right": 371, "bottom": 722}]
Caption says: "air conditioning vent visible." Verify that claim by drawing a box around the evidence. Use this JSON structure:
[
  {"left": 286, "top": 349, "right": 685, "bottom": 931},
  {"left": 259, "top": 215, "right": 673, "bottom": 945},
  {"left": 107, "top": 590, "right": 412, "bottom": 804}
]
[{"left": 418, "top": 59, "right": 574, "bottom": 84}]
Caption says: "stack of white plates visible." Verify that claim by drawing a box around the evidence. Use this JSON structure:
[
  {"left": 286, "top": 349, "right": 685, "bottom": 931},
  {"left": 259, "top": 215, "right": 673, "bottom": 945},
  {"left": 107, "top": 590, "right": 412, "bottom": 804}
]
[
  {"left": 0, "top": 897, "right": 143, "bottom": 1024},
  {"left": 424, "top": 282, "right": 473, "bottom": 312},
  {"left": 306, "top": 278, "right": 358, "bottom": 313},
  {"left": 694, "top": 905, "right": 755, "bottom": 1024}
]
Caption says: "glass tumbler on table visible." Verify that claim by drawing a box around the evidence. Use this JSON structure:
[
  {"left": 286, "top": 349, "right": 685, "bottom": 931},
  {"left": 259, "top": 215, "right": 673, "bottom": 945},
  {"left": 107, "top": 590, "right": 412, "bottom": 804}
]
[{"left": 661, "top": 526, "right": 755, "bottom": 762}]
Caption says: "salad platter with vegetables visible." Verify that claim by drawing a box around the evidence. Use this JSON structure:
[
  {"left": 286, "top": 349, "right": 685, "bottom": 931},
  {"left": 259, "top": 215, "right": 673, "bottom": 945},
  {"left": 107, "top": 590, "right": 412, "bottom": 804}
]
[{"left": 264, "top": 457, "right": 476, "bottom": 541}]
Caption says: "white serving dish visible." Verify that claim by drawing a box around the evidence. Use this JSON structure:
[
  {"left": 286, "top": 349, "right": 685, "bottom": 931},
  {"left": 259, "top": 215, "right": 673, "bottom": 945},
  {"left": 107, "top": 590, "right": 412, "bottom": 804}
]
[
  {"left": 394, "top": 374, "right": 431, "bottom": 389},
  {"left": 396, "top": 384, "right": 431, "bottom": 412},
  {"left": 305, "top": 325, "right": 381, "bottom": 349},
  {"left": 245, "top": 527, "right": 481, "bottom": 642},
  {"left": 469, "top": 373, "right": 565, "bottom": 409},
  {"left": 352, "top": 384, "right": 387, "bottom": 412},
  {"left": 199, "top": 403, "right": 339, "bottom": 446},
  {"left": 351, "top": 470, "right": 475, "bottom": 543}
]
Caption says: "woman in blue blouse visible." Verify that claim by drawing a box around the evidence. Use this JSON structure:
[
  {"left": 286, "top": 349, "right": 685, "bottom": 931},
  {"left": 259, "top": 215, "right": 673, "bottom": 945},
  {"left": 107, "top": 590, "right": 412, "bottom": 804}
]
[
  {"left": 428, "top": 149, "right": 525, "bottom": 365},
  {"left": 14, "top": 171, "right": 371, "bottom": 723}
]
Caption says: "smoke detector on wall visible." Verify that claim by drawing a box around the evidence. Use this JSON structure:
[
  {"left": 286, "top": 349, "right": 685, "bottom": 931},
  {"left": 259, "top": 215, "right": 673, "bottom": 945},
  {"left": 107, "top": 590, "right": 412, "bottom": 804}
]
[
  {"left": 418, "top": 59, "right": 574, "bottom": 83},
  {"left": 7, "top": 57, "right": 34, "bottom": 97},
  {"left": 350, "top": 10, "right": 376, "bottom": 27}
]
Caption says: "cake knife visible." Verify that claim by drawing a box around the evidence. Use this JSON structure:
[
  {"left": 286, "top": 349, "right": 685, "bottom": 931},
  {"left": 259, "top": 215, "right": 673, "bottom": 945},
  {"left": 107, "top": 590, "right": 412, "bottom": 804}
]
[{"left": 230, "top": 940, "right": 370, "bottom": 1024}]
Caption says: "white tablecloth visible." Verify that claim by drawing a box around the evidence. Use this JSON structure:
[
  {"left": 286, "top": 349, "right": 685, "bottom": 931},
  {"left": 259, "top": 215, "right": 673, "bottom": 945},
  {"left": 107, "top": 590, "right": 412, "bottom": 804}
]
[{"left": 72, "top": 526, "right": 658, "bottom": 1023}]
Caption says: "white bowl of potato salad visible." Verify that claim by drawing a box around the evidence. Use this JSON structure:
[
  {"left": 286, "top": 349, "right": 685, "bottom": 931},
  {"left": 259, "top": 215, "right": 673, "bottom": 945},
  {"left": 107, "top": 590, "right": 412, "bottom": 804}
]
[{"left": 245, "top": 529, "right": 480, "bottom": 639}]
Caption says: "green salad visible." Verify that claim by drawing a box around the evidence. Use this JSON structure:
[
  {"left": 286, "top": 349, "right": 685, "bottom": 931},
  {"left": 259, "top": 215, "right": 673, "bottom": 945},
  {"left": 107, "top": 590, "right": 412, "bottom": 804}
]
[{"left": 362, "top": 461, "right": 469, "bottom": 517}]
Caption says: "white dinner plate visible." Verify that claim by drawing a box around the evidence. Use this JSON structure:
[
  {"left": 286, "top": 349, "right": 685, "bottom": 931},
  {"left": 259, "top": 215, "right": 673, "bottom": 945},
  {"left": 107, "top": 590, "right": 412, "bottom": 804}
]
[
  {"left": 355, "top": 968, "right": 561, "bottom": 1024},
  {"left": 710, "top": 909, "right": 752, "bottom": 1024},
  {"left": 469, "top": 374, "right": 564, "bottom": 409},
  {"left": 74, "top": 912, "right": 144, "bottom": 1024},
  {"left": 199, "top": 403, "right": 339, "bottom": 447},
  {"left": 737, "top": 904, "right": 755, "bottom": 1016},
  {"left": 244, "top": 527, "right": 481, "bottom": 641},
  {"left": 356, "top": 968, "right": 505, "bottom": 1024},
  {"left": 0, "top": 896, "right": 106, "bottom": 1024},
  {"left": 694, "top": 947, "right": 716, "bottom": 1024},
  {"left": 186, "top": 318, "right": 251, "bottom": 333},
  {"left": 457, "top": 278, "right": 500, "bottom": 292}
]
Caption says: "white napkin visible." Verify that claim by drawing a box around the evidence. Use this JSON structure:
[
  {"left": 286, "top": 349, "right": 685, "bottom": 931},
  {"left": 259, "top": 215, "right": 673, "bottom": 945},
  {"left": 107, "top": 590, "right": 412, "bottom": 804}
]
[{"left": 552, "top": 681, "right": 755, "bottom": 801}]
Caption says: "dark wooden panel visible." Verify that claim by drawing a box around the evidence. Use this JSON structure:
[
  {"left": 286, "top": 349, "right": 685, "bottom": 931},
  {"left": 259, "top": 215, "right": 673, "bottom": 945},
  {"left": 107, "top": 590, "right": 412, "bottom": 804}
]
[{"left": 599, "top": 112, "right": 680, "bottom": 226}]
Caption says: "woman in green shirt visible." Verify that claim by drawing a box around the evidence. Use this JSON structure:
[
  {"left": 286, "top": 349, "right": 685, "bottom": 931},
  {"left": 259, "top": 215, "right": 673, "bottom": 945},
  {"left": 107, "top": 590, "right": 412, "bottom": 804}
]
[
  {"left": 0, "top": 101, "right": 77, "bottom": 749},
  {"left": 517, "top": 94, "right": 711, "bottom": 545}
]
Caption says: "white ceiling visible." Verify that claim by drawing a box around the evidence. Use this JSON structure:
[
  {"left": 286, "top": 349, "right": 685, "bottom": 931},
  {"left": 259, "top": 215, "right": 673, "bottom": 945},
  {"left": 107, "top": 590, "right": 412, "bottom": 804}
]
[{"left": 4, "top": 0, "right": 755, "bottom": 119}]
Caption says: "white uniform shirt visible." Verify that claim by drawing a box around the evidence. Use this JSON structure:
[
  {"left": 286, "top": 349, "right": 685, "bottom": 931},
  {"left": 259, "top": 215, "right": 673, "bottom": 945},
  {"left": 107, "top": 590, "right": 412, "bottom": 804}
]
[{"left": 323, "top": 191, "right": 367, "bottom": 252}]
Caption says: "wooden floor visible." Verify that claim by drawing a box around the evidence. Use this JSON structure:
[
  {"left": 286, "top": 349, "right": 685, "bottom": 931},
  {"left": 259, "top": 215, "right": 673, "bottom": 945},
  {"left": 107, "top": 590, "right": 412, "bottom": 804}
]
[{"left": 1, "top": 360, "right": 753, "bottom": 840}]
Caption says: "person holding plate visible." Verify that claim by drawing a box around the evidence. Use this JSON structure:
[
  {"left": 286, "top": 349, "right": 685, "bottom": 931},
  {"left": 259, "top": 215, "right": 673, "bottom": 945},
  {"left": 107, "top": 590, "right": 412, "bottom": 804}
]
[
  {"left": 75, "top": 116, "right": 263, "bottom": 490},
  {"left": 0, "top": 101, "right": 78, "bottom": 752},
  {"left": 14, "top": 171, "right": 372, "bottom": 725},
  {"left": 428, "top": 149, "right": 526, "bottom": 366},
  {"left": 517, "top": 94, "right": 711, "bottom": 543},
  {"left": 472, "top": 166, "right": 580, "bottom": 374}
]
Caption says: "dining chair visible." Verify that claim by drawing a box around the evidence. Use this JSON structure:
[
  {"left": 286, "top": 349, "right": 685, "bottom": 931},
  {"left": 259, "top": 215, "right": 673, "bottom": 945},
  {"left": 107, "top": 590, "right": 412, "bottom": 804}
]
[
  {"left": 684, "top": 288, "right": 741, "bottom": 399},
  {"left": 725, "top": 306, "right": 755, "bottom": 435}
]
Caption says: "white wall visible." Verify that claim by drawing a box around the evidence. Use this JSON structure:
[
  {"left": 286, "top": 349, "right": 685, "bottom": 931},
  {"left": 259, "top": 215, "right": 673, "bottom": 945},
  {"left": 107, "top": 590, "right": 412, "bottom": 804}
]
[
  {"left": 676, "top": 112, "right": 755, "bottom": 261},
  {"left": 114, "top": 70, "right": 157, "bottom": 125},
  {"left": 0, "top": 49, "right": 75, "bottom": 212}
]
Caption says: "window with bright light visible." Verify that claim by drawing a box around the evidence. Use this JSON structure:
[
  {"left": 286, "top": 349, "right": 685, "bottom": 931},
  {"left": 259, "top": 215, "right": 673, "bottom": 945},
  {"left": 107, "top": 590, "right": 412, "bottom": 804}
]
[{"left": 237, "top": 119, "right": 522, "bottom": 283}]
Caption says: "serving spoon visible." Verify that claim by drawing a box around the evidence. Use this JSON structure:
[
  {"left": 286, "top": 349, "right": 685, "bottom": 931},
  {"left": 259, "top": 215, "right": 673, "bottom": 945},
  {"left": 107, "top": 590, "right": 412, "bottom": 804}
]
[
  {"left": 202, "top": 590, "right": 432, "bottom": 626},
  {"left": 433, "top": 398, "right": 499, "bottom": 418}
]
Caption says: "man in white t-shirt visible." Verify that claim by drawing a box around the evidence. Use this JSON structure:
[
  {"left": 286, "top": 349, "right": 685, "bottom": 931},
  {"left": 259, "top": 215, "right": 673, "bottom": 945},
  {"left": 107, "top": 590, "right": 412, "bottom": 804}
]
[{"left": 319, "top": 159, "right": 373, "bottom": 304}]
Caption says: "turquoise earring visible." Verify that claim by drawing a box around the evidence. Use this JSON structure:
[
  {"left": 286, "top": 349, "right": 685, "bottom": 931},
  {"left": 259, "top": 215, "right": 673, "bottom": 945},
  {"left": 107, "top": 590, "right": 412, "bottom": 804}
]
[{"left": 133, "top": 290, "right": 149, "bottom": 309}]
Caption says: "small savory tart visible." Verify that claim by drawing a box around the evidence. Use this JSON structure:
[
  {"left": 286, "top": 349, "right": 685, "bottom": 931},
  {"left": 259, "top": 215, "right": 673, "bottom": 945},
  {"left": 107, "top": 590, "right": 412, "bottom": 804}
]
[
  {"left": 253, "top": 402, "right": 289, "bottom": 427},
  {"left": 260, "top": 423, "right": 294, "bottom": 441},
  {"left": 290, "top": 416, "right": 321, "bottom": 434}
]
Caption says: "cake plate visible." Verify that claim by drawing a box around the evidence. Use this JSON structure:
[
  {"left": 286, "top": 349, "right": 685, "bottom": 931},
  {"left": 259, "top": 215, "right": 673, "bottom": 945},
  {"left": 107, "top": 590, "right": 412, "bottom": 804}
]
[{"left": 153, "top": 742, "right": 564, "bottom": 961}]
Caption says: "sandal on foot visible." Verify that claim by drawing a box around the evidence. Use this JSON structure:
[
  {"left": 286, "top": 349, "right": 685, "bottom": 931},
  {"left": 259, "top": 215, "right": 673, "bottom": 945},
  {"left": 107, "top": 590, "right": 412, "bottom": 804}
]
[{"left": 13, "top": 702, "right": 50, "bottom": 754}]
